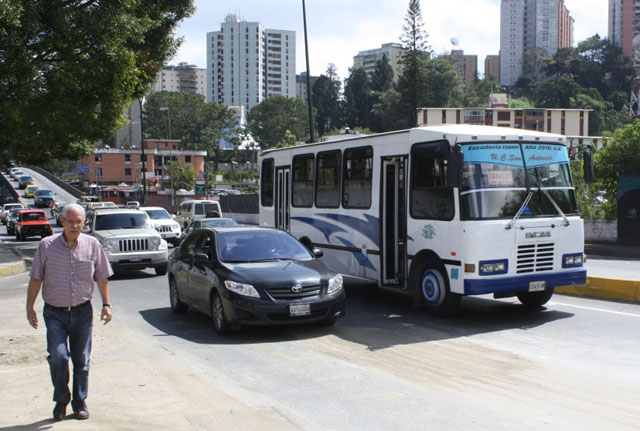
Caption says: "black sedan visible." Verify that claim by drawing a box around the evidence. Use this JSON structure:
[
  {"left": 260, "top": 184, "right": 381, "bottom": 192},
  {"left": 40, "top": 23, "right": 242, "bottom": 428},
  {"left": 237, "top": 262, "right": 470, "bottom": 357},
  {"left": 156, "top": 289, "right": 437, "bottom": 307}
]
[{"left": 168, "top": 226, "right": 346, "bottom": 334}]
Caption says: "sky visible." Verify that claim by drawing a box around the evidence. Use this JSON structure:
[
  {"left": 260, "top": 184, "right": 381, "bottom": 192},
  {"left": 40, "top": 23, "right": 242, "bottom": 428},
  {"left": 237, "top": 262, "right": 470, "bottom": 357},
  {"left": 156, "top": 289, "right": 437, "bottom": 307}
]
[{"left": 171, "top": 0, "right": 608, "bottom": 81}]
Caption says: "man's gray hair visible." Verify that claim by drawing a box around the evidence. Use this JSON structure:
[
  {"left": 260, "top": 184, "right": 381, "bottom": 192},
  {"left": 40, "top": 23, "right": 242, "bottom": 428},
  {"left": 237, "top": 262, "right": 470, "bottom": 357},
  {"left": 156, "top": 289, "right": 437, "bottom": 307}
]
[{"left": 61, "top": 203, "right": 85, "bottom": 219}]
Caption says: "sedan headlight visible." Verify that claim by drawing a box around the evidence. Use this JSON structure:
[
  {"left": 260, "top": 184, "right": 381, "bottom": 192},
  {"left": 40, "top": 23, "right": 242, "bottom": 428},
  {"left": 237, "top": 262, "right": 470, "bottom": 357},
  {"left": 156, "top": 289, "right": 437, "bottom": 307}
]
[
  {"left": 104, "top": 239, "right": 119, "bottom": 253},
  {"left": 327, "top": 274, "right": 343, "bottom": 295},
  {"left": 224, "top": 280, "right": 260, "bottom": 298}
]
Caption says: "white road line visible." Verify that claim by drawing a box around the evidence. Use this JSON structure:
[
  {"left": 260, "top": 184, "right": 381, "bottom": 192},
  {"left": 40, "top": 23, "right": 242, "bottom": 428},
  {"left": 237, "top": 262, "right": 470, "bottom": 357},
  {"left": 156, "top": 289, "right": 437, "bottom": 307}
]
[{"left": 550, "top": 301, "right": 640, "bottom": 318}]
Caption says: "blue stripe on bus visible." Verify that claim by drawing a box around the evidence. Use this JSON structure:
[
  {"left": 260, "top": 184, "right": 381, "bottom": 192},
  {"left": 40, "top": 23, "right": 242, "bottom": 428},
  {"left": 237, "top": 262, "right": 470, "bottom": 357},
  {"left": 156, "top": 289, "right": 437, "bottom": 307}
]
[
  {"left": 335, "top": 236, "right": 376, "bottom": 271},
  {"left": 317, "top": 213, "right": 380, "bottom": 247},
  {"left": 290, "top": 217, "right": 348, "bottom": 242},
  {"left": 463, "top": 270, "right": 587, "bottom": 295}
]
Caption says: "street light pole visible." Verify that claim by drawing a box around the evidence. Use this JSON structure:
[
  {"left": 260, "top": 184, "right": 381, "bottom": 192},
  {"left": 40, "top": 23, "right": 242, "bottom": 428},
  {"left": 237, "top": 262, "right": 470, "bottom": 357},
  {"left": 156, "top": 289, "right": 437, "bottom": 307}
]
[
  {"left": 160, "top": 107, "right": 175, "bottom": 212},
  {"left": 139, "top": 98, "right": 147, "bottom": 205}
]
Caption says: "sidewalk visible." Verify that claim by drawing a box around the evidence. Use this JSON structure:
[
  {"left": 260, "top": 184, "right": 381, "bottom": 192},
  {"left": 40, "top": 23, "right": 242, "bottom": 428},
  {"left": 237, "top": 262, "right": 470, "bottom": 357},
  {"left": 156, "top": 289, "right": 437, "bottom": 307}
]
[{"left": 0, "top": 239, "right": 25, "bottom": 278}]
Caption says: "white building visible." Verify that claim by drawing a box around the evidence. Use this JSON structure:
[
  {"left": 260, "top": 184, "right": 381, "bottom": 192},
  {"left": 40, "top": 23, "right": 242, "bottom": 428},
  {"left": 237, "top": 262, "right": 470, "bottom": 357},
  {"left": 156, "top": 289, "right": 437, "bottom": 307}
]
[
  {"left": 151, "top": 63, "right": 207, "bottom": 96},
  {"left": 353, "top": 42, "right": 406, "bottom": 81},
  {"left": 500, "top": 0, "right": 573, "bottom": 86},
  {"left": 206, "top": 14, "right": 296, "bottom": 112}
]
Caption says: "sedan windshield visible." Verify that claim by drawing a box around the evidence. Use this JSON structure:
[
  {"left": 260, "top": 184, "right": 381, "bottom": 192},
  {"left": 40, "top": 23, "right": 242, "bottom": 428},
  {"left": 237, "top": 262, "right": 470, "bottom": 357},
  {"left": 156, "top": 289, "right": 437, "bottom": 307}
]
[
  {"left": 459, "top": 142, "right": 578, "bottom": 219},
  {"left": 144, "top": 209, "right": 171, "bottom": 219},
  {"left": 217, "top": 230, "right": 312, "bottom": 263},
  {"left": 95, "top": 213, "right": 152, "bottom": 230}
]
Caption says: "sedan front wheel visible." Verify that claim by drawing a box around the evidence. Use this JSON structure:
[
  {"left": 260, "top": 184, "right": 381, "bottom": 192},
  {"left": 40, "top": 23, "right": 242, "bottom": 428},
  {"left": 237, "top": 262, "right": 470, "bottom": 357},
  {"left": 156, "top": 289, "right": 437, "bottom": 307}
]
[{"left": 211, "top": 292, "right": 231, "bottom": 335}]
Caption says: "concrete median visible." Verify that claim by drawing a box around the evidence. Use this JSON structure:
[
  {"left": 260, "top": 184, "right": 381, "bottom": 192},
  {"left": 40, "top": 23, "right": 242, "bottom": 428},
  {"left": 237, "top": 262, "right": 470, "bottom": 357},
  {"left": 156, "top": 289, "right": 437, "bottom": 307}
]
[{"left": 557, "top": 276, "right": 640, "bottom": 303}]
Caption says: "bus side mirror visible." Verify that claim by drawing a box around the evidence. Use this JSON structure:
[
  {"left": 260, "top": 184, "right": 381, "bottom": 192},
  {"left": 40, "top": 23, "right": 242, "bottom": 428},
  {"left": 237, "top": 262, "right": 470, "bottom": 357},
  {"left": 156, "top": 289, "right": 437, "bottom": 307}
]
[
  {"left": 447, "top": 150, "right": 463, "bottom": 187},
  {"left": 583, "top": 150, "right": 594, "bottom": 184}
]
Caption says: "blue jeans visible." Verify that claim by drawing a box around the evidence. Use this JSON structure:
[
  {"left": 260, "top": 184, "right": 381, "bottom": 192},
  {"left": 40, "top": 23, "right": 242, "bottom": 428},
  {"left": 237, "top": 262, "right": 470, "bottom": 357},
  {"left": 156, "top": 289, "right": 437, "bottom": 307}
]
[{"left": 43, "top": 302, "right": 93, "bottom": 412}]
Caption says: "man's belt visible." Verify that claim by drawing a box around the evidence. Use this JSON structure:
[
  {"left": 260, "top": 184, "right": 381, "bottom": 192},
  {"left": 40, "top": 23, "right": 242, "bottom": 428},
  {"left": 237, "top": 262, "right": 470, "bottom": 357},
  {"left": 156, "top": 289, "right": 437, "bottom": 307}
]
[{"left": 45, "top": 301, "right": 91, "bottom": 312}]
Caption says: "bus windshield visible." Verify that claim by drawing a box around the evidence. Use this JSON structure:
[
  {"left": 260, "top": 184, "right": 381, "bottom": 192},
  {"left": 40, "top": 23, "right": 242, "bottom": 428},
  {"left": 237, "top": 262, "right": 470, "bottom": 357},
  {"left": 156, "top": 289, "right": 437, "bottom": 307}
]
[{"left": 459, "top": 142, "right": 578, "bottom": 220}]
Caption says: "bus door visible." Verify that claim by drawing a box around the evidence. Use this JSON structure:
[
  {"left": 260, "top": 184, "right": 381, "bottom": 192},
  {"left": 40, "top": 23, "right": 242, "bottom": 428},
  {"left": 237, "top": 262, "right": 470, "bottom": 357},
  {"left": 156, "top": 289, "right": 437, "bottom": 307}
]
[
  {"left": 381, "top": 156, "right": 407, "bottom": 286},
  {"left": 275, "top": 166, "right": 290, "bottom": 231}
]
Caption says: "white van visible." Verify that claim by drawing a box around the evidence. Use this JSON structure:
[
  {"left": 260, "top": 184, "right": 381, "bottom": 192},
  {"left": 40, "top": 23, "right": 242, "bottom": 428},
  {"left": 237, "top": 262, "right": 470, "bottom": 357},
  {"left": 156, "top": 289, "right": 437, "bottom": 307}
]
[{"left": 175, "top": 199, "right": 222, "bottom": 229}]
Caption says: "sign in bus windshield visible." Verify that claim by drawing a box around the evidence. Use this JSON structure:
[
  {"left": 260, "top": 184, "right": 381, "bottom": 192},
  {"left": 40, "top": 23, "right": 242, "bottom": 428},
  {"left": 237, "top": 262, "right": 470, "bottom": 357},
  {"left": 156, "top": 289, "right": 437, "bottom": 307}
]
[{"left": 462, "top": 143, "right": 568, "bottom": 168}]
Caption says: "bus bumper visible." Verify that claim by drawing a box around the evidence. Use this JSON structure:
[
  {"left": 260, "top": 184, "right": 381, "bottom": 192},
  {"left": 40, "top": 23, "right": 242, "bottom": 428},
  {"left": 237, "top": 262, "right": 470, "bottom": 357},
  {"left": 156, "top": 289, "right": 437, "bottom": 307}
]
[{"left": 463, "top": 269, "right": 587, "bottom": 296}]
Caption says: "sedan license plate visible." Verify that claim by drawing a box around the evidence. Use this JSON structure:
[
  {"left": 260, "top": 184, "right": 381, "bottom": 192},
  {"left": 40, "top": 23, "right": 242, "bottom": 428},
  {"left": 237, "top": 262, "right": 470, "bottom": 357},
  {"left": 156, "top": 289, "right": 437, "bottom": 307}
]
[
  {"left": 289, "top": 303, "right": 311, "bottom": 316},
  {"left": 529, "top": 280, "right": 546, "bottom": 292}
]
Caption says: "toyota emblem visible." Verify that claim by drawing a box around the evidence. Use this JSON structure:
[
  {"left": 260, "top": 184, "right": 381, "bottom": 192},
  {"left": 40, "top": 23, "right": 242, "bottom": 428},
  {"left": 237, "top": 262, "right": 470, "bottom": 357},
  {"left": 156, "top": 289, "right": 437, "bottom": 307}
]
[{"left": 291, "top": 284, "right": 303, "bottom": 293}]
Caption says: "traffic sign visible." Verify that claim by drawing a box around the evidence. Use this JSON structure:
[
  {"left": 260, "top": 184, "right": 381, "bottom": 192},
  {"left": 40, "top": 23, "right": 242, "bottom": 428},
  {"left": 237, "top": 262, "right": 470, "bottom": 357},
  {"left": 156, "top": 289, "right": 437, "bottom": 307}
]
[
  {"left": 77, "top": 166, "right": 90, "bottom": 174},
  {"left": 195, "top": 180, "right": 205, "bottom": 196}
]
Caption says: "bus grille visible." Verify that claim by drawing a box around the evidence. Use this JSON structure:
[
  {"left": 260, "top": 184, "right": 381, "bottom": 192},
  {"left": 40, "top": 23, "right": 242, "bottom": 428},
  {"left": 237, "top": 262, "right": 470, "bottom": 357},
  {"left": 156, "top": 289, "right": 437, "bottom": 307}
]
[
  {"left": 118, "top": 238, "right": 150, "bottom": 252},
  {"left": 267, "top": 285, "right": 321, "bottom": 300},
  {"left": 516, "top": 243, "right": 554, "bottom": 273}
]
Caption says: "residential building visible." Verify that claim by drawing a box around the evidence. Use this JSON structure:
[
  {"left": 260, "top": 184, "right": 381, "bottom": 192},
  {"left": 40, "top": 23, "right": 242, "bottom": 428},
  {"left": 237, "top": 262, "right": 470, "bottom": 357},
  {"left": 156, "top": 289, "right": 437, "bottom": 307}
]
[
  {"left": 206, "top": 14, "right": 296, "bottom": 112},
  {"left": 449, "top": 50, "right": 478, "bottom": 88},
  {"left": 353, "top": 43, "right": 406, "bottom": 81},
  {"left": 416, "top": 107, "right": 602, "bottom": 148},
  {"left": 151, "top": 63, "right": 207, "bottom": 96},
  {"left": 500, "top": 0, "right": 574, "bottom": 86},
  {"left": 484, "top": 55, "right": 501, "bottom": 81},
  {"left": 78, "top": 139, "right": 206, "bottom": 188},
  {"left": 609, "top": 0, "right": 640, "bottom": 60},
  {"left": 296, "top": 72, "right": 318, "bottom": 102}
]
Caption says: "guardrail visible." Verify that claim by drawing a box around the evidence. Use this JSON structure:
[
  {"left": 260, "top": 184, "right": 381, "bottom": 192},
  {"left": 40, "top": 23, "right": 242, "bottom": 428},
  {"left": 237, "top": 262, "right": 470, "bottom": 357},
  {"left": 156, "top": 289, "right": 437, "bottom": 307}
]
[
  {"left": 25, "top": 165, "right": 83, "bottom": 199},
  {"left": 0, "top": 173, "right": 21, "bottom": 205}
]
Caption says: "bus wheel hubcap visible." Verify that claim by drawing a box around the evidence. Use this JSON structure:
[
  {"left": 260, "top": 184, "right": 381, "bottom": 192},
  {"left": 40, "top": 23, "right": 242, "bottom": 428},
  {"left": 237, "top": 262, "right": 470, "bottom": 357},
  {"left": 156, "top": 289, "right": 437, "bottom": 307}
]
[{"left": 421, "top": 269, "right": 444, "bottom": 306}]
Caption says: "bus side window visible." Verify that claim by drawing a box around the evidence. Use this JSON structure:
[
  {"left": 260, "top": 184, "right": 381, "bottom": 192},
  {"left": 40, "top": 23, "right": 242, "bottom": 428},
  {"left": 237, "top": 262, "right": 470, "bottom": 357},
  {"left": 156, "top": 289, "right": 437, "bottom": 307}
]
[
  {"left": 261, "top": 158, "right": 274, "bottom": 207},
  {"left": 411, "top": 153, "right": 454, "bottom": 220}
]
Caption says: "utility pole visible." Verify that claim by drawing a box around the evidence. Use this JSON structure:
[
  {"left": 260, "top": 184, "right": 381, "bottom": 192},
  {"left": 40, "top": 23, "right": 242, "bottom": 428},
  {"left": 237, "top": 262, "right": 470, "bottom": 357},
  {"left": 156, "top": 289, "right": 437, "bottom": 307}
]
[
  {"left": 302, "top": 0, "right": 315, "bottom": 143},
  {"left": 138, "top": 98, "right": 147, "bottom": 205},
  {"left": 160, "top": 107, "right": 175, "bottom": 212}
]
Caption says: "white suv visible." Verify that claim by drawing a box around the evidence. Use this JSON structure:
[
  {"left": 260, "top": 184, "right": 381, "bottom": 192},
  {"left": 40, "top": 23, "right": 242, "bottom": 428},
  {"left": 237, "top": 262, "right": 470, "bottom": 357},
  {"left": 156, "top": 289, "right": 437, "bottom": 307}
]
[
  {"left": 174, "top": 199, "right": 222, "bottom": 229},
  {"left": 140, "top": 206, "right": 181, "bottom": 246},
  {"left": 83, "top": 208, "right": 168, "bottom": 275}
]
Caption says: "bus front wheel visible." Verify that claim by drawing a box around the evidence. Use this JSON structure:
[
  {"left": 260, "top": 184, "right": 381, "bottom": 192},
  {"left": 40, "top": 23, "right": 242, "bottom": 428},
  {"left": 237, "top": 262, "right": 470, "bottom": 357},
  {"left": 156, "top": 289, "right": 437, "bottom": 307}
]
[
  {"left": 413, "top": 260, "right": 460, "bottom": 317},
  {"left": 517, "top": 288, "right": 554, "bottom": 308}
]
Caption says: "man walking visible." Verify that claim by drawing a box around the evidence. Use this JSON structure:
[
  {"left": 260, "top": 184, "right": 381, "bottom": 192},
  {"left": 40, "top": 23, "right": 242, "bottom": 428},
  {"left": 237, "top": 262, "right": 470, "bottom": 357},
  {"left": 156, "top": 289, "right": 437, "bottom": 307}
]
[{"left": 26, "top": 203, "right": 113, "bottom": 421}]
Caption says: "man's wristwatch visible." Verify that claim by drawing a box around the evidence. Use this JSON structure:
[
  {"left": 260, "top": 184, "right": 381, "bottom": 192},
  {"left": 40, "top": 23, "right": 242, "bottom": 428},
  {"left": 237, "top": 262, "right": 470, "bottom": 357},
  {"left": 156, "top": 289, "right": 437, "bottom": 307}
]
[{"left": 103, "top": 304, "right": 111, "bottom": 308}]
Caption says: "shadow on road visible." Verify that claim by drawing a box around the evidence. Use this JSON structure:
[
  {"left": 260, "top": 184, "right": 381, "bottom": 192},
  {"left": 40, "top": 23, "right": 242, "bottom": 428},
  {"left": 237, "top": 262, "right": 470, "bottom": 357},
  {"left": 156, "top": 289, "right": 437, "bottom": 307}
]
[
  {"left": 0, "top": 418, "right": 54, "bottom": 431},
  {"left": 139, "top": 282, "right": 574, "bottom": 349}
]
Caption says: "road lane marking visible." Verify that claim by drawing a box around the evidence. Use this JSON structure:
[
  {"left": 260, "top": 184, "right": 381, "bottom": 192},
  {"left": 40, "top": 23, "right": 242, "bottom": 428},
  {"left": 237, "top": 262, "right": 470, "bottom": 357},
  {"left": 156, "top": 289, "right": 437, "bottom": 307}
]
[{"left": 550, "top": 301, "right": 640, "bottom": 318}]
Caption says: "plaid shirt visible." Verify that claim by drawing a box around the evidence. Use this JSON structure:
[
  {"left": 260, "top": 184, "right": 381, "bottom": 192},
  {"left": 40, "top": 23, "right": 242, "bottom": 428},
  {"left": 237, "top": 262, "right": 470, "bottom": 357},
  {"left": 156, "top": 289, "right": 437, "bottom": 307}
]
[{"left": 30, "top": 233, "right": 113, "bottom": 307}]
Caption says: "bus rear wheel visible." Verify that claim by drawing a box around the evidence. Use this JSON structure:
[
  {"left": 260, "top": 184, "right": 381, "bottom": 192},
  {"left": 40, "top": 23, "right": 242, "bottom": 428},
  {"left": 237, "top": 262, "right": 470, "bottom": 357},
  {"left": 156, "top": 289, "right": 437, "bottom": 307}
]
[
  {"left": 413, "top": 260, "right": 460, "bottom": 317},
  {"left": 517, "top": 288, "right": 554, "bottom": 308}
]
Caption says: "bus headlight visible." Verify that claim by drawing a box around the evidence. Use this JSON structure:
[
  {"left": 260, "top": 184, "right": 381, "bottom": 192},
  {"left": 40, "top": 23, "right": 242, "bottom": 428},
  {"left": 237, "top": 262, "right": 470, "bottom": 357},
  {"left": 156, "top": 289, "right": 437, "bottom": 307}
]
[
  {"left": 563, "top": 253, "right": 584, "bottom": 268},
  {"left": 479, "top": 259, "right": 508, "bottom": 275},
  {"left": 327, "top": 274, "right": 343, "bottom": 295}
]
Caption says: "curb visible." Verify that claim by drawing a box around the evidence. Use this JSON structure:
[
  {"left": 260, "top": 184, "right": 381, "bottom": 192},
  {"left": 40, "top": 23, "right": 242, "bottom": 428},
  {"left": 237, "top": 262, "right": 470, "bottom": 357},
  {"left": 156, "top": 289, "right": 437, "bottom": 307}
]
[
  {"left": 0, "top": 260, "right": 26, "bottom": 278},
  {"left": 556, "top": 276, "right": 640, "bottom": 303}
]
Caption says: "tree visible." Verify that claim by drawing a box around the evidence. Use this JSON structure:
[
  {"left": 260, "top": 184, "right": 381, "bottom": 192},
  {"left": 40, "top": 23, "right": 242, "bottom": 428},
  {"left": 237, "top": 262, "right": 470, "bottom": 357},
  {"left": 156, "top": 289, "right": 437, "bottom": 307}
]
[
  {"left": 0, "top": 0, "right": 195, "bottom": 167},
  {"left": 398, "top": 0, "right": 431, "bottom": 126},
  {"left": 370, "top": 55, "right": 394, "bottom": 93},
  {"left": 246, "top": 96, "right": 309, "bottom": 149},
  {"left": 423, "top": 58, "right": 463, "bottom": 107},
  {"left": 343, "top": 67, "right": 372, "bottom": 129},
  {"left": 533, "top": 77, "right": 581, "bottom": 108},
  {"left": 464, "top": 74, "right": 501, "bottom": 107},
  {"left": 312, "top": 64, "right": 342, "bottom": 136},
  {"left": 371, "top": 88, "right": 407, "bottom": 132},
  {"left": 162, "top": 161, "right": 196, "bottom": 191}
]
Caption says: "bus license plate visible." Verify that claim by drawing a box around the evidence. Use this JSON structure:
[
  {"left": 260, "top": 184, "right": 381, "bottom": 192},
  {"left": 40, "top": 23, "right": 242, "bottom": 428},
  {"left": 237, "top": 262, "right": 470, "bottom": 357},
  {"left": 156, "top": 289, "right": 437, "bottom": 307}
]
[
  {"left": 529, "top": 281, "right": 546, "bottom": 292},
  {"left": 290, "top": 304, "right": 311, "bottom": 316}
]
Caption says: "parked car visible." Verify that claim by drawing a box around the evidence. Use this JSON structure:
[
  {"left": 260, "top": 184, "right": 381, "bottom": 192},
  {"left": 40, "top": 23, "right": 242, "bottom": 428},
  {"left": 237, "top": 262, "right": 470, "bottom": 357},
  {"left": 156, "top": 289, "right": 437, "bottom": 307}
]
[
  {"left": 1, "top": 203, "right": 24, "bottom": 225},
  {"left": 168, "top": 226, "right": 346, "bottom": 334},
  {"left": 6, "top": 208, "right": 24, "bottom": 235},
  {"left": 25, "top": 184, "right": 39, "bottom": 198},
  {"left": 14, "top": 209, "right": 52, "bottom": 240},
  {"left": 34, "top": 189, "right": 56, "bottom": 208},
  {"left": 140, "top": 206, "right": 182, "bottom": 246},
  {"left": 17, "top": 175, "right": 34, "bottom": 189},
  {"left": 174, "top": 199, "right": 222, "bottom": 229},
  {"left": 182, "top": 218, "right": 238, "bottom": 240},
  {"left": 125, "top": 201, "right": 140, "bottom": 209},
  {"left": 83, "top": 208, "right": 168, "bottom": 275}
]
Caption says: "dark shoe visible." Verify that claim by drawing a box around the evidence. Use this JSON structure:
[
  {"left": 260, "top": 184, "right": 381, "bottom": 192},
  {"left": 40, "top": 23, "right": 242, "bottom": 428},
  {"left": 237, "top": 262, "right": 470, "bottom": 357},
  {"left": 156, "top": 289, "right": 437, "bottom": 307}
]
[
  {"left": 74, "top": 410, "right": 90, "bottom": 420},
  {"left": 53, "top": 402, "right": 67, "bottom": 421}
]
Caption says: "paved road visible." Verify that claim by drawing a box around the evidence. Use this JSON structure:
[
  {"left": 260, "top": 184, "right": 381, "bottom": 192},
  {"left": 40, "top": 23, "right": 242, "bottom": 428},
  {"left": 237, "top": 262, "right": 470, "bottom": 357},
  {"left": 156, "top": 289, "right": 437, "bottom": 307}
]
[{"left": 2, "top": 266, "right": 639, "bottom": 430}]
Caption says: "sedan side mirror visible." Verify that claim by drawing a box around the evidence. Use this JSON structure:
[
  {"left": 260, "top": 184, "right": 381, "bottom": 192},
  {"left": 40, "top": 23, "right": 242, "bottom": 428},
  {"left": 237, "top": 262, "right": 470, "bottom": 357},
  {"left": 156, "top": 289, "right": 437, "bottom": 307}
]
[
  {"left": 194, "top": 252, "right": 210, "bottom": 264},
  {"left": 312, "top": 247, "right": 324, "bottom": 258}
]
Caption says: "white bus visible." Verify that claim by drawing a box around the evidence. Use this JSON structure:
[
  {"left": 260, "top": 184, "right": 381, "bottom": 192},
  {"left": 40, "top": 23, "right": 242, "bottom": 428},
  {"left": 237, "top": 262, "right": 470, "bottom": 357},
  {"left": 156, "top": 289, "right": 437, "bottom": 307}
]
[{"left": 258, "top": 125, "right": 588, "bottom": 316}]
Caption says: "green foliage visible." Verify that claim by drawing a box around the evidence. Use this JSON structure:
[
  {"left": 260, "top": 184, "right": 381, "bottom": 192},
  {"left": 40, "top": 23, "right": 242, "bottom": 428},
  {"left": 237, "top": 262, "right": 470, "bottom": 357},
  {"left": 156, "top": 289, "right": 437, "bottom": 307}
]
[
  {"left": 422, "top": 58, "right": 463, "bottom": 107},
  {"left": 312, "top": 65, "right": 342, "bottom": 136},
  {"left": 464, "top": 75, "right": 501, "bottom": 107},
  {"left": 0, "top": 0, "right": 195, "bottom": 167},
  {"left": 344, "top": 67, "right": 373, "bottom": 129},
  {"left": 371, "top": 88, "right": 407, "bottom": 132},
  {"left": 508, "top": 98, "right": 534, "bottom": 109},
  {"left": 246, "top": 96, "right": 309, "bottom": 149},
  {"left": 533, "top": 77, "right": 581, "bottom": 108},
  {"left": 163, "top": 161, "right": 196, "bottom": 191},
  {"left": 370, "top": 54, "right": 394, "bottom": 92}
]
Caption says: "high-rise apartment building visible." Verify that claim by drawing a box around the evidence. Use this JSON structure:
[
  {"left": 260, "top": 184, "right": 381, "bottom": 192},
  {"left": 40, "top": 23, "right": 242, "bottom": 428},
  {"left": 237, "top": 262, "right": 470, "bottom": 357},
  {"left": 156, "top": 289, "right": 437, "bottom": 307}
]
[
  {"left": 206, "top": 14, "right": 296, "bottom": 112},
  {"left": 449, "top": 50, "right": 478, "bottom": 88},
  {"left": 484, "top": 55, "right": 501, "bottom": 81},
  {"left": 151, "top": 63, "right": 207, "bottom": 96},
  {"left": 500, "top": 0, "right": 573, "bottom": 86},
  {"left": 353, "top": 43, "right": 406, "bottom": 81},
  {"left": 609, "top": 0, "right": 640, "bottom": 60}
]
